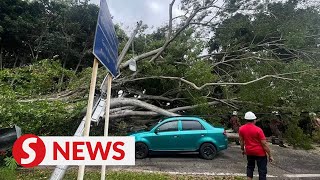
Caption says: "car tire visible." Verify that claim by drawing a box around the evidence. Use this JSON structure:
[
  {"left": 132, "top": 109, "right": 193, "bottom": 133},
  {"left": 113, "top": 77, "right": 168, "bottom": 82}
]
[
  {"left": 199, "top": 143, "right": 217, "bottom": 160},
  {"left": 135, "top": 142, "right": 148, "bottom": 159}
]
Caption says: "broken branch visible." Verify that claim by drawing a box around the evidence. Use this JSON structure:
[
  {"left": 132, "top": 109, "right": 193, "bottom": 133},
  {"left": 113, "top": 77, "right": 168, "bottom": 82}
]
[
  {"left": 118, "top": 73, "right": 298, "bottom": 91},
  {"left": 149, "top": 4, "right": 222, "bottom": 62}
]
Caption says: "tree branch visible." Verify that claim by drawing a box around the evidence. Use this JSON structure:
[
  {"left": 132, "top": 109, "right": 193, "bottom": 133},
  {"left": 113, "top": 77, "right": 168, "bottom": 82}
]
[
  {"left": 117, "top": 21, "right": 142, "bottom": 68},
  {"left": 168, "top": 101, "right": 219, "bottom": 112},
  {"left": 110, "top": 111, "right": 158, "bottom": 119},
  {"left": 16, "top": 90, "right": 86, "bottom": 102},
  {"left": 119, "top": 73, "right": 299, "bottom": 91},
  {"left": 226, "top": 99, "right": 294, "bottom": 110},
  {"left": 168, "top": 0, "right": 176, "bottom": 39},
  {"left": 138, "top": 95, "right": 185, "bottom": 102},
  {"left": 124, "top": 89, "right": 185, "bottom": 102},
  {"left": 149, "top": 4, "right": 222, "bottom": 62},
  {"left": 119, "top": 3, "right": 222, "bottom": 69},
  {"left": 109, "top": 101, "right": 222, "bottom": 118},
  {"left": 198, "top": 48, "right": 249, "bottom": 58},
  {"left": 212, "top": 56, "right": 278, "bottom": 67},
  {"left": 119, "top": 48, "right": 162, "bottom": 69},
  {"left": 110, "top": 98, "right": 179, "bottom": 116},
  {"left": 110, "top": 106, "right": 135, "bottom": 114},
  {"left": 189, "top": 22, "right": 216, "bottom": 27},
  {"left": 172, "top": 14, "right": 188, "bottom": 21},
  {"left": 206, "top": 97, "right": 239, "bottom": 109}
]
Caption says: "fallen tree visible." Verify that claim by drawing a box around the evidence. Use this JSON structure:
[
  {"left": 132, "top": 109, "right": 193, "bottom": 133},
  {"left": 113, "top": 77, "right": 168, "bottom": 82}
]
[{"left": 2, "top": 0, "right": 320, "bottom": 141}]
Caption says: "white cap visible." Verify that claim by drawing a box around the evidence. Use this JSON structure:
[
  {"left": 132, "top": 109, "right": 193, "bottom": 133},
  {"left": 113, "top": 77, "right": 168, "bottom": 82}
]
[
  {"left": 272, "top": 111, "right": 279, "bottom": 115},
  {"left": 244, "top": 111, "right": 257, "bottom": 120},
  {"left": 232, "top": 111, "right": 237, "bottom": 115},
  {"left": 310, "top": 112, "right": 316, "bottom": 117}
]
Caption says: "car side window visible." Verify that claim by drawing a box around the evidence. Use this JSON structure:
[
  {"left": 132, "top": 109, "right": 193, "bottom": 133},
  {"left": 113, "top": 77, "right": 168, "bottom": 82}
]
[
  {"left": 182, "top": 120, "right": 204, "bottom": 130},
  {"left": 157, "top": 121, "right": 178, "bottom": 132}
]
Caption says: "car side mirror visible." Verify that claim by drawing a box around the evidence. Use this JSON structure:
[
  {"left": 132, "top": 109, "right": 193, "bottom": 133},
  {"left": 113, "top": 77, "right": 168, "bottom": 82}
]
[{"left": 155, "top": 129, "right": 160, "bottom": 134}]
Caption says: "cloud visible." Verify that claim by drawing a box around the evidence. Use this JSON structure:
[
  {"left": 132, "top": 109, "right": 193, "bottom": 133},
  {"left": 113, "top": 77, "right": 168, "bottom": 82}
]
[
  {"left": 90, "top": 0, "right": 183, "bottom": 32},
  {"left": 148, "top": 1, "right": 161, "bottom": 12}
]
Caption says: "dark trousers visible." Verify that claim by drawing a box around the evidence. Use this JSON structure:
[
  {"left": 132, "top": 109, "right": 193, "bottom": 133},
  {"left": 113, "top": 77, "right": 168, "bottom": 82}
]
[{"left": 247, "top": 155, "right": 267, "bottom": 180}]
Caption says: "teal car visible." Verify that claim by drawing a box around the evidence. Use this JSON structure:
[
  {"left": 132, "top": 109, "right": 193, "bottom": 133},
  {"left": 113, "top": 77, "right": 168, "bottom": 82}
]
[{"left": 129, "top": 116, "right": 228, "bottom": 160}]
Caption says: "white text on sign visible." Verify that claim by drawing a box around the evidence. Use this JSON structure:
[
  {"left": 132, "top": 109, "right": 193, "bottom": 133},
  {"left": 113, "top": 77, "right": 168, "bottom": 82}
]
[{"left": 13, "top": 135, "right": 135, "bottom": 167}]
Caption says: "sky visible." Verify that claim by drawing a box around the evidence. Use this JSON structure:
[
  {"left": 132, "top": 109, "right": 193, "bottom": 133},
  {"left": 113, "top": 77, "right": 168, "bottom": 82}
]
[{"left": 90, "top": 0, "right": 183, "bottom": 33}]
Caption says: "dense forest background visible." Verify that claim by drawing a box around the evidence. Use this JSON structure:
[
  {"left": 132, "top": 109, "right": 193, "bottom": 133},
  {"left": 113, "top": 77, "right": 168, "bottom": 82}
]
[{"left": 0, "top": 0, "right": 320, "bottom": 147}]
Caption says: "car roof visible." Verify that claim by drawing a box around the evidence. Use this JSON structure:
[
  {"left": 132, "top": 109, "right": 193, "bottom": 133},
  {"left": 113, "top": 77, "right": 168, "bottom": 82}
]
[{"left": 161, "top": 116, "right": 205, "bottom": 122}]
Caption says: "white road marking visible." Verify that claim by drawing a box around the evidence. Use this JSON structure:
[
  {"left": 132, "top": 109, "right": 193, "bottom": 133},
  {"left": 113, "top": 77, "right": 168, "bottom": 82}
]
[{"left": 284, "top": 174, "right": 320, "bottom": 178}]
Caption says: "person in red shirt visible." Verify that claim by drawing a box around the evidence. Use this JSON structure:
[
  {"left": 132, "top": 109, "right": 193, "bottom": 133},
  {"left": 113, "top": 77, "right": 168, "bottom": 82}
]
[{"left": 239, "top": 111, "right": 274, "bottom": 180}]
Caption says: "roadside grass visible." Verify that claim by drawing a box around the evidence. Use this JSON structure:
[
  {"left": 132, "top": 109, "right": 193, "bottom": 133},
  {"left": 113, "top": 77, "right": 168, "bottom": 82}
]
[
  {"left": 2, "top": 168, "right": 245, "bottom": 180},
  {"left": 0, "top": 168, "right": 16, "bottom": 180}
]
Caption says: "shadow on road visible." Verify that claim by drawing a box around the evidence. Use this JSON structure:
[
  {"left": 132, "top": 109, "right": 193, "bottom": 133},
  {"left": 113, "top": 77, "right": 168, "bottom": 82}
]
[
  {"left": 146, "top": 152, "right": 227, "bottom": 160},
  {"left": 148, "top": 152, "right": 200, "bottom": 159}
]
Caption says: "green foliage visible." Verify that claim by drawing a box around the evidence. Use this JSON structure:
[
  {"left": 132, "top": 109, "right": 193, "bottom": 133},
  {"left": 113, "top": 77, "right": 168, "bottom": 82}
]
[
  {"left": 4, "top": 157, "right": 18, "bottom": 170},
  {"left": 0, "top": 60, "right": 75, "bottom": 96},
  {"left": 285, "top": 118, "right": 313, "bottom": 150},
  {"left": 213, "top": 14, "right": 253, "bottom": 51},
  {"left": 185, "top": 61, "right": 217, "bottom": 87},
  {"left": 209, "top": 0, "right": 320, "bottom": 116},
  {"left": 67, "top": 66, "right": 93, "bottom": 91},
  {"left": 114, "top": 121, "right": 129, "bottom": 136},
  {"left": 142, "top": 61, "right": 180, "bottom": 77},
  {"left": 0, "top": 0, "right": 128, "bottom": 70},
  {"left": 312, "top": 130, "right": 320, "bottom": 144},
  {"left": 0, "top": 100, "right": 85, "bottom": 135},
  {"left": 0, "top": 59, "right": 86, "bottom": 135},
  {"left": 191, "top": 97, "right": 211, "bottom": 115},
  {"left": 0, "top": 168, "right": 16, "bottom": 180}
]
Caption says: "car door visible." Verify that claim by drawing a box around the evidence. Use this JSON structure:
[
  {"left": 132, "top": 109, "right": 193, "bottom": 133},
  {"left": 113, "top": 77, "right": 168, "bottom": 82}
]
[
  {"left": 177, "top": 120, "right": 207, "bottom": 150},
  {"left": 147, "top": 120, "right": 180, "bottom": 151}
]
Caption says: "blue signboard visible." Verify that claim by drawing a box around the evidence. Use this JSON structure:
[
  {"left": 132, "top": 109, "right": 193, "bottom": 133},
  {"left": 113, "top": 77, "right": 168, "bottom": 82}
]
[{"left": 93, "top": 0, "right": 119, "bottom": 77}]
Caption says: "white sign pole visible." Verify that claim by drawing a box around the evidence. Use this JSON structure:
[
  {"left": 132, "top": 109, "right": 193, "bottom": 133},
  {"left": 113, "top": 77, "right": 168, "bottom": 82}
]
[
  {"left": 77, "top": 58, "right": 99, "bottom": 180},
  {"left": 101, "top": 74, "right": 112, "bottom": 180}
]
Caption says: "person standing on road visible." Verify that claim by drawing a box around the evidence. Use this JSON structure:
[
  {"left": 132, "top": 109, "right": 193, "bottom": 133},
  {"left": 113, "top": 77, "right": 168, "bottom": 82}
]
[
  {"left": 230, "top": 111, "right": 241, "bottom": 145},
  {"left": 313, "top": 114, "right": 320, "bottom": 128},
  {"left": 239, "top": 111, "right": 274, "bottom": 180},
  {"left": 298, "top": 112, "right": 314, "bottom": 137},
  {"left": 310, "top": 112, "right": 320, "bottom": 129},
  {"left": 230, "top": 111, "right": 241, "bottom": 132},
  {"left": 269, "top": 111, "right": 286, "bottom": 147}
]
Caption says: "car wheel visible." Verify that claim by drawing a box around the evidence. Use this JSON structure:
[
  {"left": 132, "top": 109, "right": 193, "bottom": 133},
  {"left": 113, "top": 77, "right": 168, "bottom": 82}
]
[
  {"left": 199, "top": 143, "right": 217, "bottom": 160},
  {"left": 135, "top": 142, "right": 148, "bottom": 159}
]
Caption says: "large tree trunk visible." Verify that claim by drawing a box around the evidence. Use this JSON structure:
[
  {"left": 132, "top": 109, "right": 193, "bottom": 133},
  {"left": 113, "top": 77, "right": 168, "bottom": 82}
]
[{"left": 110, "top": 98, "right": 179, "bottom": 117}]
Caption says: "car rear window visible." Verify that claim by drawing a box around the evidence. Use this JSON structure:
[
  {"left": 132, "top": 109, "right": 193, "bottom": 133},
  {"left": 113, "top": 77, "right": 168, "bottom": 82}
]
[{"left": 182, "top": 120, "right": 204, "bottom": 130}]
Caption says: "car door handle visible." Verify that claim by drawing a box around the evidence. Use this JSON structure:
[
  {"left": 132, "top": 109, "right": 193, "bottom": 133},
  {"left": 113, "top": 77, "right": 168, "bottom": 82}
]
[
  {"left": 174, "top": 135, "right": 178, "bottom": 138},
  {"left": 201, "top": 134, "right": 205, "bottom": 137}
]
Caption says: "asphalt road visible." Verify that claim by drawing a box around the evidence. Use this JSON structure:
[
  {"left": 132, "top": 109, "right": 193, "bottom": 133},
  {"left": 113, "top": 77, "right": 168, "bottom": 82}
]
[{"left": 108, "top": 144, "right": 320, "bottom": 179}]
